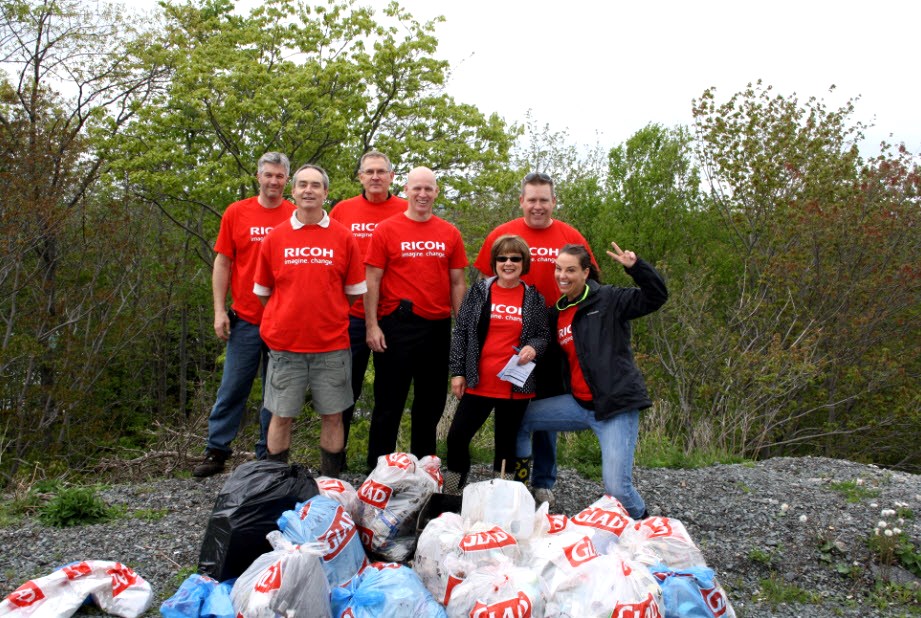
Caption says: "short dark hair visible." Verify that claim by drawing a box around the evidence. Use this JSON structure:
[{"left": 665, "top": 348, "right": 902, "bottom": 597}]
[
  {"left": 490, "top": 234, "right": 531, "bottom": 276},
  {"left": 521, "top": 171, "right": 555, "bottom": 197}
]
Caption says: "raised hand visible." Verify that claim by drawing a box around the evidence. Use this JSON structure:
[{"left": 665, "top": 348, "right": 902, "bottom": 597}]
[{"left": 606, "top": 242, "right": 637, "bottom": 268}]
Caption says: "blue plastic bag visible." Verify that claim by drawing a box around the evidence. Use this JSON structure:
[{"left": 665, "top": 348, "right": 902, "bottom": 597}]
[
  {"left": 277, "top": 495, "right": 367, "bottom": 588},
  {"left": 160, "top": 574, "right": 217, "bottom": 618},
  {"left": 648, "top": 563, "right": 736, "bottom": 618},
  {"left": 330, "top": 562, "right": 445, "bottom": 618}
]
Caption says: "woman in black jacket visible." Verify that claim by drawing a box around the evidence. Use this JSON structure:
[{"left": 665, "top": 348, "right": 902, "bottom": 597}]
[
  {"left": 444, "top": 235, "right": 549, "bottom": 493},
  {"left": 516, "top": 242, "right": 667, "bottom": 518}
]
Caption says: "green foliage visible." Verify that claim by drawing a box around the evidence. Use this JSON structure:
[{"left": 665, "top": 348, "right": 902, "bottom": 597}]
[
  {"left": 132, "top": 508, "right": 169, "bottom": 522},
  {"left": 757, "top": 573, "right": 822, "bottom": 606},
  {"left": 828, "top": 480, "right": 880, "bottom": 503},
  {"left": 38, "top": 487, "right": 120, "bottom": 528}
]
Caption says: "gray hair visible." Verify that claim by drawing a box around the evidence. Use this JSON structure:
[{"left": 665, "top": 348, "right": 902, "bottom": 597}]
[
  {"left": 257, "top": 152, "right": 291, "bottom": 175},
  {"left": 359, "top": 150, "right": 393, "bottom": 172},
  {"left": 292, "top": 164, "right": 330, "bottom": 190}
]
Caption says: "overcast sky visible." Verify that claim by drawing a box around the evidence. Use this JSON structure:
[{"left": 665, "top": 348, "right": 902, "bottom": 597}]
[
  {"left": 389, "top": 0, "right": 921, "bottom": 156},
  {"left": 127, "top": 0, "right": 919, "bottom": 157}
]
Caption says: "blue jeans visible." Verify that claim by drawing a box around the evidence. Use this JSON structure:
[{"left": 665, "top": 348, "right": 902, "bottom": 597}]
[
  {"left": 516, "top": 395, "right": 645, "bottom": 518},
  {"left": 206, "top": 316, "right": 271, "bottom": 459}
]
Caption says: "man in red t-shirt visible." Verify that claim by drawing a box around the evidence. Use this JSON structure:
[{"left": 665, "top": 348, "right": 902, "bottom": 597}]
[
  {"left": 253, "top": 164, "right": 366, "bottom": 478},
  {"left": 329, "top": 151, "right": 406, "bottom": 464},
  {"left": 194, "top": 152, "right": 296, "bottom": 478},
  {"left": 472, "top": 172, "right": 598, "bottom": 505},
  {"left": 364, "top": 167, "right": 468, "bottom": 470}
]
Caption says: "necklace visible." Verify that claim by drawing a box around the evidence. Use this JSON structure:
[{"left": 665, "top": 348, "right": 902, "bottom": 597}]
[{"left": 555, "top": 285, "right": 589, "bottom": 311}]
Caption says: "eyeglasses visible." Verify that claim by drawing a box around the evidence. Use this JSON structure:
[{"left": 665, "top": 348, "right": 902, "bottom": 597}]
[
  {"left": 495, "top": 256, "right": 524, "bottom": 263},
  {"left": 360, "top": 168, "right": 391, "bottom": 177},
  {"left": 524, "top": 171, "right": 553, "bottom": 183}
]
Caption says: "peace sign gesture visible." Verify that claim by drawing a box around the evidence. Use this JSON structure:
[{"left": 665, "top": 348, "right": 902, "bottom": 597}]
[{"left": 606, "top": 242, "right": 637, "bottom": 268}]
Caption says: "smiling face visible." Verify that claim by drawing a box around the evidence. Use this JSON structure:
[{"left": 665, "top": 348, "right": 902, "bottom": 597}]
[
  {"left": 292, "top": 167, "right": 329, "bottom": 215},
  {"left": 405, "top": 167, "right": 439, "bottom": 219},
  {"left": 555, "top": 251, "right": 590, "bottom": 300},
  {"left": 494, "top": 252, "right": 524, "bottom": 287},
  {"left": 519, "top": 182, "right": 556, "bottom": 229},
  {"left": 257, "top": 162, "right": 289, "bottom": 202}
]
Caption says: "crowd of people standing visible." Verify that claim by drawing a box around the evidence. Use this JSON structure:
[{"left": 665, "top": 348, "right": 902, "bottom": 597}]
[{"left": 193, "top": 150, "right": 667, "bottom": 516}]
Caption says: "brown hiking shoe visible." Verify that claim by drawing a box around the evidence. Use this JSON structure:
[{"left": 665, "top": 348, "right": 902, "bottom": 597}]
[{"left": 193, "top": 449, "right": 228, "bottom": 478}]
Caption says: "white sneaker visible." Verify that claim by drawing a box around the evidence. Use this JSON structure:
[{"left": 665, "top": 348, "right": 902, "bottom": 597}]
[{"left": 534, "top": 487, "right": 555, "bottom": 507}]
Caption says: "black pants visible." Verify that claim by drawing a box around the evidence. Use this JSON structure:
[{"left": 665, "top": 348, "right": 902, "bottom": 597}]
[
  {"left": 341, "top": 315, "right": 371, "bottom": 450},
  {"left": 446, "top": 393, "right": 529, "bottom": 476},
  {"left": 365, "top": 310, "right": 451, "bottom": 469}
]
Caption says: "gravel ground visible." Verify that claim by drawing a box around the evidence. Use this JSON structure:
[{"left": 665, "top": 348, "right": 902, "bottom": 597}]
[{"left": 1, "top": 456, "right": 919, "bottom": 617}]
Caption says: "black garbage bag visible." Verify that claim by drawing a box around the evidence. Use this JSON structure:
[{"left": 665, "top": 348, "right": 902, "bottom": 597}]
[{"left": 197, "top": 460, "right": 319, "bottom": 581}]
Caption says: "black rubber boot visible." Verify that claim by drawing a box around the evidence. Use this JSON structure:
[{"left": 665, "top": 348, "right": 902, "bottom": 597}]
[
  {"left": 193, "top": 449, "right": 229, "bottom": 478},
  {"left": 320, "top": 448, "right": 343, "bottom": 478},
  {"left": 442, "top": 470, "right": 467, "bottom": 495},
  {"left": 512, "top": 457, "right": 532, "bottom": 485},
  {"left": 266, "top": 449, "right": 290, "bottom": 464}
]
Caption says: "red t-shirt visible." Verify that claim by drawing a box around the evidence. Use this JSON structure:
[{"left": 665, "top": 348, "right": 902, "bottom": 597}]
[
  {"left": 254, "top": 214, "right": 365, "bottom": 353},
  {"left": 365, "top": 214, "right": 467, "bottom": 320},
  {"left": 214, "top": 196, "right": 296, "bottom": 324},
  {"left": 467, "top": 282, "right": 533, "bottom": 399},
  {"left": 474, "top": 218, "right": 597, "bottom": 307},
  {"left": 557, "top": 305, "right": 593, "bottom": 401},
  {"left": 329, "top": 193, "right": 407, "bottom": 319}
]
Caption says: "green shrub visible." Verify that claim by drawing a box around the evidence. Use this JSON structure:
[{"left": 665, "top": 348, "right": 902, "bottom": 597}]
[{"left": 38, "top": 487, "right": 119, "bottom": 527}]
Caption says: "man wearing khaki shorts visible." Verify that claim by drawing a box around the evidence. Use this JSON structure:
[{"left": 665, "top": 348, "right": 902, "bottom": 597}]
[{"left": 253, "top": 164, "right": 366, "bottom": 477}]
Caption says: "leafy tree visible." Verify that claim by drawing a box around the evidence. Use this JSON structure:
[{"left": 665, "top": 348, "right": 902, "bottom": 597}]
[{"left": 690, "top": 82, "right": 921, "bottom": 465}]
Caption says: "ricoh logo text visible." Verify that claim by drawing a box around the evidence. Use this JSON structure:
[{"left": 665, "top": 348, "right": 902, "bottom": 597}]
[
  {"left": 491, "top": 303, "right": 523, "bottom": 321},
  {"left": 283, "top": 246, "right": 334, "bottom": 266},
  {"left": 558, "top": 324, "right": 573, "bottom": 345},
  {"left": 531, "top": 246, "right": 558, "bottom": 262}
]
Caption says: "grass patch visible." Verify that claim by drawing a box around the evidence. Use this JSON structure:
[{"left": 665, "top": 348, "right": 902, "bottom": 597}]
[
  {"left": 757, "top": 573, "right": 822, "bottom": 606},
  {"left": 38, "top": 486, "right": 121, "bottom": 528},
  {"left": 828, "top": 479, "right": 880, "bottom": 503},
  {"left": 133, "top": 507, "right": 169, "bottom": 521},
  {"left": 869, "top": 581, "right": 921, "bottom": 612}
]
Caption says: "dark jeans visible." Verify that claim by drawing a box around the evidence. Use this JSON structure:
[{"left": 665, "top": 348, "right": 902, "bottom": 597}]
[
  {"left": 446, "top": 393, "right": 529, "bottom": 476},
  {"left": 206, "top": 316, "right": 271, "bottom": 459},
  {"left": 341, "top": 315, "right": 371, "bottom": 450},
  {"left": 365, "top": 309, "right": 451, "bottom": 470}
]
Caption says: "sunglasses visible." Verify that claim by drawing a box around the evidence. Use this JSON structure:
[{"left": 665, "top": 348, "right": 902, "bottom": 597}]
[
  {"left": 524, "top": 171, "right": 553, "bottom": 183},
  {"left": 496, "top": 256, "right": 524, "bottom": 263}
]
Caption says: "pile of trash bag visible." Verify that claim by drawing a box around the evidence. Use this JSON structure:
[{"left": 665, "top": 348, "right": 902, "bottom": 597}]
[{"left": 158, "top": 455, "right": 737, "bottom": 616}]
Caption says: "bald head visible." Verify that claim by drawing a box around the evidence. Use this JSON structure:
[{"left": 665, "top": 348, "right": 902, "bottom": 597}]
[{"left": 404, "top": 166, "right": 439, "bottom": 221}]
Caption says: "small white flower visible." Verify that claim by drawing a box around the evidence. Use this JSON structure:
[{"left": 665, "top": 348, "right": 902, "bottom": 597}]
[
  {"left": 855, "top": 478, "right": 864, "bottom": 486},
  {"left": 781, "top": 503, "right": 789, "bottom": 512},
  {"left": 799, "top": 515, "right": 808, "bottom": 523},
  {"left": 881, "top": 508, "right": 896, "bottom": 518},
  {"left": 874, "top": 528, "right": 880, "bottom": 536},
  {"left": 898, "top": 518, "right": 905, "bottom": 525},
  {"left": 893, "top": 528, "right": 902, "bottom": 535},
  {"left": 870, "top": 503, "right": 879, "bottom": 508},
  {"left": 884, "top": 529, "right": 894, "bottom": 537},
  {"left": 878, "top": 520, "right": 888, "bottom": 528}
]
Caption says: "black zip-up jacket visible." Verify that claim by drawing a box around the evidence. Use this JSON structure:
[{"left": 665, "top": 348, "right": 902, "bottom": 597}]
[
  {"left": 537, "top": 258, "right": 667, "bottom": 420},
  {"left": 449, "top": 277, "right": 549, "bottom": 395}
]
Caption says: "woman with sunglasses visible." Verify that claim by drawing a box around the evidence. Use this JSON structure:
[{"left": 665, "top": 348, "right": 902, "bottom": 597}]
[
  {"left": 444, "top": 235, "right": 549, "bottom": 493},
  {"left": 516, "top": 242, "right": 667, "bottom": 518}
]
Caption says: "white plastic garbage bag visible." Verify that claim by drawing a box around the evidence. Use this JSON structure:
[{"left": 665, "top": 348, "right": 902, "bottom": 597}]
[
  {"left": 316, "top": 477, "right": 362, "bottom": 522},
  {"left": 569, "top": 494, "right": 634, "bottom": 553},
  {"left": 413, "top": 514, "right": 521, "bottom": 606},
  {"left": 330, "top": 562, "right": 446, "bottom": 618},
  {"left": 277, "top": 496, "right": 368, "bottom": 588},
  {"left": 543, "top": 549, "right": 664, "bottom": 618},
  {"left": 230, "top": 532, "right": 330, "bottom": 618},
  {"left": 460, "top": 479, "right": 536, "bottom": 540},
  {"left": 356, "top": 453, "right": 439, "bottom": 562},
  {"left": 444, "top": 560, "right": 544, "bottom": 618},
  {"left": 618, "top": 517, "right": 706, "bottom": 569},
  {"left": 0, "top": 560, "right": 151, "bottom": 618}
]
